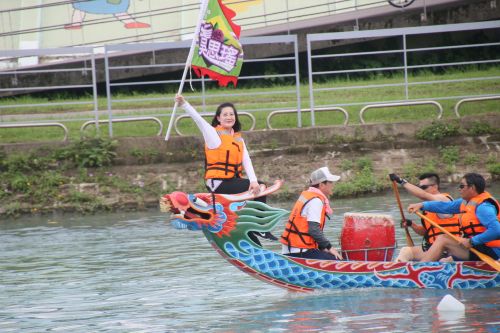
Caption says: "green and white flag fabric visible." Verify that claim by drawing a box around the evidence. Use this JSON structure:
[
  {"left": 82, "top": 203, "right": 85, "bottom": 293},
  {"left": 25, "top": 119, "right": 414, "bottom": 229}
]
[{"left": 191, "top": 0, "right": 243, "bottom": 87}]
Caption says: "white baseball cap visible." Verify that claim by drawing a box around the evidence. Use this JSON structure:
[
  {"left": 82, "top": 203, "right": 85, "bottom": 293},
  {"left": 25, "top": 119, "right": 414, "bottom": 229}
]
[{"left": 310, "top": 167, "right": 341, "bottom": 185}]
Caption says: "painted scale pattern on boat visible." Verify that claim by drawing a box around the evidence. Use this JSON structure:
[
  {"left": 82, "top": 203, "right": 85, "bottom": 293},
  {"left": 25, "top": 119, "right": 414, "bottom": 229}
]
[{"left": 222, "top": 240, "right": 500, "bottom": 289}]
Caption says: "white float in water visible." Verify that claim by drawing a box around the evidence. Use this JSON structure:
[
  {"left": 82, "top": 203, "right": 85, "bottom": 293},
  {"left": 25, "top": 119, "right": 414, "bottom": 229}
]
[{"left": 437, "top": 294, "right": 465, "bottom": 312}]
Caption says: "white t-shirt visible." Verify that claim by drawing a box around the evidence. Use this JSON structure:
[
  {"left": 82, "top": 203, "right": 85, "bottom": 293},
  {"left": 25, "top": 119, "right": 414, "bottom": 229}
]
[{"left": 282, "top": 197, "right": 323, "bottom": 254}]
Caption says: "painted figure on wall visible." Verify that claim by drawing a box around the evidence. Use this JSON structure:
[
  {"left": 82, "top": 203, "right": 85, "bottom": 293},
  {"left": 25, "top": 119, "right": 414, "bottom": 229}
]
[{"left": 65, "top": 0, "right": 150, "bottom": 30}]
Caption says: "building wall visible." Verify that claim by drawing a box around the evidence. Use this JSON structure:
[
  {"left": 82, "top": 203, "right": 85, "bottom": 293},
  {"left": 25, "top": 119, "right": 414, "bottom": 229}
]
[
  {"left": 1, "top": 0, "right": 188, "bottom": 50},
  {"left": 0, "top": 0, "right": 390, "bottom": 51},
  {"left": 0, "top": 0, "right": 497, "bottom": 87}
]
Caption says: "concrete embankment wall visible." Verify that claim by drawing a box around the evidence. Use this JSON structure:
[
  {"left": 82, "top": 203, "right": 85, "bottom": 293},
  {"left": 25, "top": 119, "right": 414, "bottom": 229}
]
[
  {"left": 3, "top": 114, "right": 499, "bottom": 168},
  {"left": 12, "top": 113, "right": 500, "bottom": 193},
  {"left": 1, "top": 113, "right": 499, "bottom": 215}
]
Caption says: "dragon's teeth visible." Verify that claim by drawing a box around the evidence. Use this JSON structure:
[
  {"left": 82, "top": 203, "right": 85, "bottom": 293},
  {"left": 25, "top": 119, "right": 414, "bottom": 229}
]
[{"left": 159, "top": 199, "right": 171, "bottom": 212}]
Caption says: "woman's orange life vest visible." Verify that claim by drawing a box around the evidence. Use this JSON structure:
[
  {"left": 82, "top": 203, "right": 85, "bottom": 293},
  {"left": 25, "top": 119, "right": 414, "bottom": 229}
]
[
  {"left": 421, "top": 193, "right": 460, "bottom": 245},
  {"left": 459, "top": 191, "right": 500, "bottom": 248},
  {"left": 204, "top": 125, "right": 244, "bottom": 180},
  {"left": 280, "top": 191, "right": 328, "bottom": 250}
]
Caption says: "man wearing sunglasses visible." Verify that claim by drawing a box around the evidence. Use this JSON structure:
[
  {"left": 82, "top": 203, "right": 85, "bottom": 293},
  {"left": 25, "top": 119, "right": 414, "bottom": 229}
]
[
  {"left": 408, "top": 173, "right": 500, "bottom": 262},
  {"left": 389, "top": 173, "right": 460, "bottom": 262}
]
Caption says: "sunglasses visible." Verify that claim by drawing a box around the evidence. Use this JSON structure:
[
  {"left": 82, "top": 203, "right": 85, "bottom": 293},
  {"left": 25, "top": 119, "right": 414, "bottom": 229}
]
[
  {"left": 458, "top": 184, "right": 469, "bottom": 189},
  {"left": 419, "top": 184, "right": 434, "bottom": 190}
]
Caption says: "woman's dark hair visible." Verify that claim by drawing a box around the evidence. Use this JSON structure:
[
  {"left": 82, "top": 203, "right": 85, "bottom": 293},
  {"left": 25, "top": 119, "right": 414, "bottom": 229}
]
[
  {"left": 211, "top": 102, "right": 241, "bottom": 132},
  {"left": 463, "top": 173, "right": 486, "bottom": 193}
]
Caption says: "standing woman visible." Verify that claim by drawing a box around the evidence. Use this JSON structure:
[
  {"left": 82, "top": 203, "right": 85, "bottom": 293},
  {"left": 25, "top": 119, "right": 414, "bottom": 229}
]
[
  {"left": 175, "top": 95, "right": 276, "bottom": 243},
  {"left": 175, "top": 94, "right": 262, "bottom": 197}
]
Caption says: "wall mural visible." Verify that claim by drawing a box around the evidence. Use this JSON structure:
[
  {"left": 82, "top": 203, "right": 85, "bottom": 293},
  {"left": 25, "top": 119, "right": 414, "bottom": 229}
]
[
  {"left": 0, "top": 0, "right": 399, "bottom": 51},
  {"left": 65, "top": 0, "right": 151, "bottom": 30},
  {"left": 0, "top": 0, "right": 268, "bottom": 50}
]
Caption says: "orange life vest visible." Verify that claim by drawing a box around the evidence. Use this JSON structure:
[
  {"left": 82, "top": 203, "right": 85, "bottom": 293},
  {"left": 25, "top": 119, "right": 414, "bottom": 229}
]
[
  {"left": 421, "top": 193, "right": 460, "bottom": 245},
  {"left": 204, "top": 125, "right": 244, "bottom": 180},
  {"left": 459, "top": 191, "right": 500, "bottom": 248},
  {"left": 280, "top": 191, "right": 328, "bottom": 250}
]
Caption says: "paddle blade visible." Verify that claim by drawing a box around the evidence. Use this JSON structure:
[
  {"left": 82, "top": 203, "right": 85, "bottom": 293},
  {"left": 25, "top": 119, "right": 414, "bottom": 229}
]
[
  {"left": 470, "top": 248, "right": 500, "bottom": 272},
  {"left": 390, "top": 179, "right": 414, "bottom": 247}
]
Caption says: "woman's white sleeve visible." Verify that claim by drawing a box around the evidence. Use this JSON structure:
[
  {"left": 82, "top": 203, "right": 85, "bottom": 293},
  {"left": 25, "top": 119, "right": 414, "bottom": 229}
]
[
  {"left": 182, "top": 102, "right": 221, "bottom": 149},
  {"left": 242, "top": 141, "right": 257, "bottom": 183}
]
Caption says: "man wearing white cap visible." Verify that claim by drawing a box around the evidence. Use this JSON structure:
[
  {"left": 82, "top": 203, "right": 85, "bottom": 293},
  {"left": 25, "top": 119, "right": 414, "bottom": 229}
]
[{"left": 280, "top": 167, "right": 343, "bottom": 260}]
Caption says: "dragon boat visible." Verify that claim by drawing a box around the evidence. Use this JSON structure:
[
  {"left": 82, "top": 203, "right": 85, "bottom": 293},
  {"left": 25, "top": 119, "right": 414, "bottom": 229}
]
[{"left": 160, "top": 180, "right": 500, "bottom": 291}]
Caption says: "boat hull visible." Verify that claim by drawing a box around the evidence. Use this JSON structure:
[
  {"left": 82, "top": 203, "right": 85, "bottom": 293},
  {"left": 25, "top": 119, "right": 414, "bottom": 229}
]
[
  {"left": 206, "top": 235, "right": 500, "bottom": 291},
  {"left": 162, "top": 181, "right": 499, "bottom": 291}
]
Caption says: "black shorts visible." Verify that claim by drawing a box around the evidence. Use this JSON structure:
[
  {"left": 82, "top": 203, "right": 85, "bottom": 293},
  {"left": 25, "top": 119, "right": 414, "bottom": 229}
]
[
  {"left": 287, "top": 249, "right": 339, "bottom": 260},
  {"left": 469, "top": 244, "right": 499, "bottom": 261},
  {"left": 207, "top": 178, "right": 266, "bottom": 203}
]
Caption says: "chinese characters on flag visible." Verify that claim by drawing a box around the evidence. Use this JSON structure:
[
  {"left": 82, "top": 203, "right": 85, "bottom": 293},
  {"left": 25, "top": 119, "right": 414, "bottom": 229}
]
[{"left": 191, "top": 0, "right": 243, "bottom": 87}]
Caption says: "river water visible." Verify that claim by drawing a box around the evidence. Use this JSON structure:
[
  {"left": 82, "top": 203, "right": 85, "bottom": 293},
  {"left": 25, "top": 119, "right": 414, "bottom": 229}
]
[{"left": 1, "top": 186, "right": 499, "bottom": 332}]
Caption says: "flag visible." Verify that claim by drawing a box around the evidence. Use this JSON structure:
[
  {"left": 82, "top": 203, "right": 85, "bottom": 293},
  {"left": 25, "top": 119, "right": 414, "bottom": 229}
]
[{"left": 191, "top": 0, "right": 243, "bottom": 87}]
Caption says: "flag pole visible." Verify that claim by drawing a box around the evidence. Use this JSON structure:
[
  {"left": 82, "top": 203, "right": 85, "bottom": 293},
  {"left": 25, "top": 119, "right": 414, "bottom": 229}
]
[{"left": 165, "top": 0, "right": 210, "bottom": 141}]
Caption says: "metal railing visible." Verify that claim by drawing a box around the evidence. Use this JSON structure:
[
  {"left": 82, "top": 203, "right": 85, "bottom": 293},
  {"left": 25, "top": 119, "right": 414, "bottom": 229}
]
[
  {"left": 80, "top": 117, "right": 164, "bottom": 136},
  {"left": 307, "top": 20, "right": 500, "bottom": 126},
  {"left": 0, "top": 46, "right": 98, "bottom": 127},
  {"left": 104, "top": 35, "right": 301, "bottom": 137},
  {"left": 103, "top": 41, "right": 189, "bottom": 138},
  {"left": 1, "top": 20, "right": 499, "bottom": 142},
  {"left": 0, "top": 122, "right": 68, "bottom": 142},
  {"left": 454, "top": 95, "right": 500, "bottom": 118},
  {"left": 359, "top": 101, "right": 443, "bottom": 124}
]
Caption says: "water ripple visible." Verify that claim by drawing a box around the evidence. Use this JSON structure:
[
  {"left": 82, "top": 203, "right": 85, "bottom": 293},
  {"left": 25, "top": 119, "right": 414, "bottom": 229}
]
[{"left": 1, "top": 192, "right": 499, "bottom": 332}]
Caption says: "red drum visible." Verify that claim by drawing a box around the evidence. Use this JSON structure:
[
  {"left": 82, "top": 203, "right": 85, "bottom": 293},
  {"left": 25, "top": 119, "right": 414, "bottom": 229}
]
[{"left": 340, "top": 213, "right": 396, "bottom": 261}]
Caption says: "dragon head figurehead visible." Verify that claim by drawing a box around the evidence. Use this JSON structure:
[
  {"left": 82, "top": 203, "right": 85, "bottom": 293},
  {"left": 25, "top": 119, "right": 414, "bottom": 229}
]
[{"left": 160, "top": 180, "right": 288, "bottom": 244}]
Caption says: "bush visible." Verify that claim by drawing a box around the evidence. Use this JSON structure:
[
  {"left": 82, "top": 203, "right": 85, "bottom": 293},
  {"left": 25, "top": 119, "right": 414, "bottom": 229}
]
[
  {"left": 439, "top": 146, "right": 460, "bottom": 166},
  {"left": 340, "top": 159, "right": 354, "bottom": 171},
  {"left": 54, "top": 137, "right": 118, "bottom": 168},
  {"left": 130, "top": 148, "right": 160, "bottom": 165},
  {"left": 463, "top": 153, "right": 479, "bottom": 165},
  {"left": 63, "top": 191, "right": 97, "bottom": 204},
  {"left": 415, "top": 121, "right": 461, "bottom": 141},
  {"left": 487, "top": 162, "right": 500, "bottom": 178},
  {"left": 467, "top": 121, "right": 498, "bottom": 136},
  {"left": 10, "top": 173, "right": 30, "bottom": 192},
  {"left": 356, "top": 157, "right": 373, "bottom": 171},
  {"left": 334, "top": 157, "right": 384, "bottom": 197},
  {"left": 3, "top": 153, "right": 53, "bottom": 173},
  {"left": 401, "top": 159, "right": 439, "bottom": 181},
  {"left": 0, "top": 149, "right": 6, "bottom": 171}
]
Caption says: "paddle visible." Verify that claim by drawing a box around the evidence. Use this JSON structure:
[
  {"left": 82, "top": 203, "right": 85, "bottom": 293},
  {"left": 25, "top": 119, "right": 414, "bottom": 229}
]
[
  {"left": 391, "top": 180, "right": 415, "bottom": 247},
  {"left": 416, "top": 212, "right": 500, "bottom": 272}
]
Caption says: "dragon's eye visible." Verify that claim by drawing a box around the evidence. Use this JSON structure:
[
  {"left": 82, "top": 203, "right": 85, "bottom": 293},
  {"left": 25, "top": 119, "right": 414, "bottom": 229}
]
[{"left": 193, "top": 197, "right": 209, "bottom": 207}]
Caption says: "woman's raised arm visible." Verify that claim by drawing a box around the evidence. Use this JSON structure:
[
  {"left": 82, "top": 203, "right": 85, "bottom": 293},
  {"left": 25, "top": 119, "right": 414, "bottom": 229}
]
[{"left": 175, "top": 95, "right": 221, "bottom": 149}]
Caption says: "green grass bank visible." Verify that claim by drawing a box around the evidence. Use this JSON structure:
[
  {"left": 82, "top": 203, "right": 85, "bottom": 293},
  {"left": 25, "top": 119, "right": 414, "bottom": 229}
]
[{"left": 1, "top": 66, "right": 499, "bottom": 143}]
